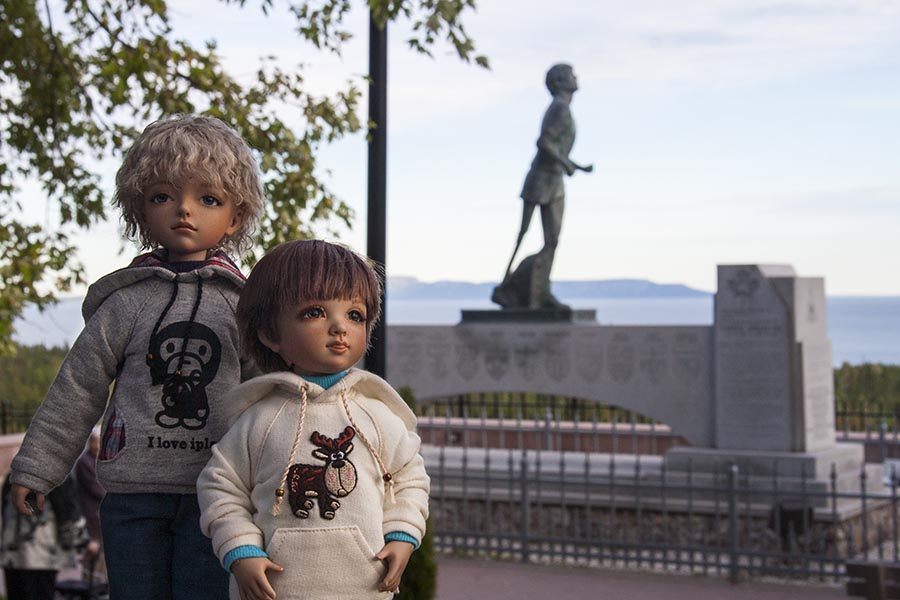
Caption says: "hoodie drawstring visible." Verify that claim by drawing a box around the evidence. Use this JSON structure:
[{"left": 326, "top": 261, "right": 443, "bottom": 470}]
[
  {"left": 338, "top": 381, "right": 396, "bottom": 504},
  {"left": 146, "top": 281, "right": 180, "bottom": 366},
  {"left": 176, "top": 277, "right": 203, "bottom": 375},
  {"left": 145, "top": 277, "right": 204, "bottom": 379},
  {"left": 273, "top": 384, "right": 309, "bottom": 516}
]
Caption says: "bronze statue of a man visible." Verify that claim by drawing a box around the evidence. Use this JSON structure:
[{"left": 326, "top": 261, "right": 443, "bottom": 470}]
[{"left": 493, "top": 63, "right": 592, "bottom": 311}]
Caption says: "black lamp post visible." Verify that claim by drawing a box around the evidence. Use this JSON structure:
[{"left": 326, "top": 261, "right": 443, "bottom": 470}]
[{"left": 365, "top": 13, "right": 388, "bottom": 377}]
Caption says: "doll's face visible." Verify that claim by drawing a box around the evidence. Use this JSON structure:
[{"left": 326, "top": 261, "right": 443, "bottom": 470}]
[
  {"left": 141, "top": 178, "right": 242, "bottom": 262},
  {"left": 260, "top": 297, "right": 368, "bottom": 376}
]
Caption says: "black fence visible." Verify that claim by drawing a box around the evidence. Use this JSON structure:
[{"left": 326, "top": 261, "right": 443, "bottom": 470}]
[
  {"left": 425, "top": 443, "right": 900, "bottom": 583},
  {"left": 836, "top": 409, "right": 900, "bottom": 462},
  {"left": 0, "top": 401, "right": 35, "bottom": 435},
  {"left": 415, "top": 396, "right": 900, "bottom": 583}
]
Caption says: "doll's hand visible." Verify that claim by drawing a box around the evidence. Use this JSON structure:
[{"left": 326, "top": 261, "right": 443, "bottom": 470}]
[
  {"left": 11, "top": 483, "right": 44, "bottom": 516},
  {"left": 375, "top": 540, "right": 415, "bottom": 592},
  {"left": 232, "top": 556, "right": 284, "bottom": 600}
]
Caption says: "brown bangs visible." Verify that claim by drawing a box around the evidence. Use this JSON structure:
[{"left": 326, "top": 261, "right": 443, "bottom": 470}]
[{"left": 278, "top": 241, "right": 381, "bottom": 312}]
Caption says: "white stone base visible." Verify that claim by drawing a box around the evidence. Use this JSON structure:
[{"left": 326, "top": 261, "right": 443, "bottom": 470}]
[{"left": 663, "top": 443, "right": 884, "bottom": 508}]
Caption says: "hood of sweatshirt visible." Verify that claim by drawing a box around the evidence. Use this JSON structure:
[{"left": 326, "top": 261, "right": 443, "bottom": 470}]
[
  {"left": 223, "top": 368, "right": 417, "bottom": 432},
  {"left": 81, "top": 250, "right": 245, "bottom": 322}
]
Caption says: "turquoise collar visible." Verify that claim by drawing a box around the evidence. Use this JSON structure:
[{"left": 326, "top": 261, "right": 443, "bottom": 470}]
[{"left": 301, "top": 370, "right": 349, "bottom": 390}]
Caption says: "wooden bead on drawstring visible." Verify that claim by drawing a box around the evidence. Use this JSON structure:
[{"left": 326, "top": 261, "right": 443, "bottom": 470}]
[{"left": 382, "top": 473, "right": 392, "bottom": 482}]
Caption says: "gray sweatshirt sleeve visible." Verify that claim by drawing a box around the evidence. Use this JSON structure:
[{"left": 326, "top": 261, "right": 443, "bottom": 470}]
[{"left": 10, "top": 291, "right": 135, "bottom": 493}]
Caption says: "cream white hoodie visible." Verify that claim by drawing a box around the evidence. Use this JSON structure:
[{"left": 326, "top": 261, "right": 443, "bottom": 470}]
[{"left": 198, "top": 369, "right": 429, "bottom": 600}]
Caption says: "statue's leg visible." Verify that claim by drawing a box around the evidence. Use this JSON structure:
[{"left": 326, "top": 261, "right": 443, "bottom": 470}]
[
  {"left": 534, "top": 188, "right": 568, "bottom": 309},
  {"left": 537, "top": 191, "right": 564, "bottom": 280},
  {"left": 540, "top": 189, "right": 564, "bottom": 253},
  {"left": 503, "top": 202, "right": 537, "bottom": 280}
]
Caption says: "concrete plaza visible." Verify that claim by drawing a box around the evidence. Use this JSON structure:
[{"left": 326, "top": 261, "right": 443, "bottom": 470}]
[{"left": 433, "top": 556, "right": 847, "bottom": 600}]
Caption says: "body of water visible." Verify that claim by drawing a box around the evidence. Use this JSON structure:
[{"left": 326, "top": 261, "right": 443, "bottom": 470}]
[{"left": 13, "top": 296, "right": 900, "bottom": 366}]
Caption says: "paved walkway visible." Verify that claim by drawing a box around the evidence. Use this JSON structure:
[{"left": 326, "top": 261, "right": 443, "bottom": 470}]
[
  {"left": 8, "top": 555, "right": 847, "bottom": 599},
  {"left": 434, "top": 557, "right": 847, "bottom": 600}
]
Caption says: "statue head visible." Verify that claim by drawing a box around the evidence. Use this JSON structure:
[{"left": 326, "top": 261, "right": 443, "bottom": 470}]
[{"left": 545, "top": 63, "right": 576, "bottom": 95}]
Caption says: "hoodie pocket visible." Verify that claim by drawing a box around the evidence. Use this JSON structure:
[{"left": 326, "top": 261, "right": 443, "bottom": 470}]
[{"left": 265, "top": 526, "right": 392, "bottom": 599}]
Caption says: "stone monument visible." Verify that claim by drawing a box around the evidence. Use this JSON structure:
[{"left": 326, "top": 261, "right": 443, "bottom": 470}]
[
  {"left": 664, "top": 264, "right": 877, "bottom": 499},
  {"left": 390, "top": 263, "right": 881, "bottom": 502},
  {"left": 714, "top": 264, "right": 834, "bottom": 453},
  {"left": 489, "top": 63, "right": 593, "bottom": 315}
]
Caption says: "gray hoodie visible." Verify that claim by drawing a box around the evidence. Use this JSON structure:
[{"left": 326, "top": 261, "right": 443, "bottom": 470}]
[{"left": 11, "top": 251, "right": 255, "bottom": 495}]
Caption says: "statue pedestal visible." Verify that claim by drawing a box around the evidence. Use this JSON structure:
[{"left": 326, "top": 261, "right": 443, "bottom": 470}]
[{"left": 460, "top": 308, "right": 597, "bottom": 323}]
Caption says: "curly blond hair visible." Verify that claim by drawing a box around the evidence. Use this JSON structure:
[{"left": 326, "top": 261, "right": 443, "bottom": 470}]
[{"left": 114, "top": 115, "right": 264, "bottom": 257}]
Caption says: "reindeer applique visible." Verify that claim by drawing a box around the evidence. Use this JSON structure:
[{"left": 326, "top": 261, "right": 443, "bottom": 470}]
[{"left": 287, "top": 426, "right": 358, "bottom": 519}]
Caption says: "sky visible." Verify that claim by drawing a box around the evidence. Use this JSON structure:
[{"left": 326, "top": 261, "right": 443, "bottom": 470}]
[{"left": 29, "top": 0, "right": 900, "bottom": 296}]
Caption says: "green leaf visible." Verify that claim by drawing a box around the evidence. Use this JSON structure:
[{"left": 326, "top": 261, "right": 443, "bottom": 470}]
[{"left": 0, "top": 0, "right": 487, "bottom": 354}]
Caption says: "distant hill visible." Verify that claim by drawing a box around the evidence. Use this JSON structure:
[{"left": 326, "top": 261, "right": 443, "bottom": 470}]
[{"left": 388, "top": 277, "right": 710, "bottom": 300}]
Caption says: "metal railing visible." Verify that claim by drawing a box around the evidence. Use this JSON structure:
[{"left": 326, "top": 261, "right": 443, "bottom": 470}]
[
  {"left": 836, "top": 409, "right": 900, "bottom": 463},
  {"left": 418, "top": 396, "right": 900, "bottom": 583},
  {"left": 424, "top": 444, "right": 900, "bottom": 582},
  {"left": 0, "top": 401, "right": 35, "bottom": 434}
]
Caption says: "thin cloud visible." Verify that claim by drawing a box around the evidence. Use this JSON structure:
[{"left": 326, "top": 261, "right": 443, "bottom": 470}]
[
  {"left": 749, "top": 186, "right": 900, "bottom": 215},
  {"left": 728, "top": 1, "right": 869, "bottom": 21},
  {"left": 645, "top": 30, "right": 746, "bottom": 48}
]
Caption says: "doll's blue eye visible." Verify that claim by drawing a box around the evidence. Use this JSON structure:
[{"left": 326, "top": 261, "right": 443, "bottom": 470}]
[
  {"left": 201, "top": 195, "right": 222, "bottom": 207},
  {"left": 150, "top": 193, "right": 170, "bottom": 204}
]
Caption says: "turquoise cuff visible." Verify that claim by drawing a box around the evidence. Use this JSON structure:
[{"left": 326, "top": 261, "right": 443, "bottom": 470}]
[
  {"left": 223, "top": 545, "right": 268, "bottom": 572},
  {"left": 385, "top": 531, "right": 420, "bottom": 550}
]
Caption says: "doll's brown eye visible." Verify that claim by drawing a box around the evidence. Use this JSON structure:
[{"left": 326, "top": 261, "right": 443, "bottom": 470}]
[
  {"left": 348, "top": 310, "right": 365, "bottom": 323},
  {"left": 302, "top": 306, "right": 324, "bottom": 319}
]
